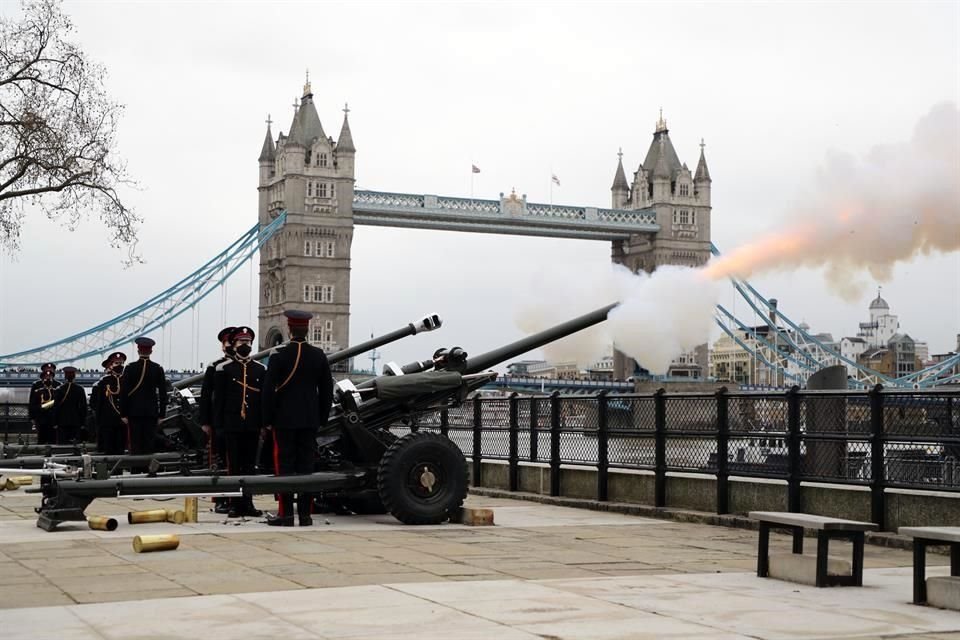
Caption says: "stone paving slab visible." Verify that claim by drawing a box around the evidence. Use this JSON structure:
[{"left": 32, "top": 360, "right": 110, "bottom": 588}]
[
  {"left": 1, "top": 491, "right": 957, "bottom": 638},
  {"left": 3, "top": 569, "right": 960, "bottom": 640}
]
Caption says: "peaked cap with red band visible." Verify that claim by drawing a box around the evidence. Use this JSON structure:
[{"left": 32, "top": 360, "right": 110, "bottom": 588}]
[
  {"left": 233, "top": 326, "right": 255, "bottom": 341},
  {"left": 284, "top": 310, "right": 312, "bottom": 329}
]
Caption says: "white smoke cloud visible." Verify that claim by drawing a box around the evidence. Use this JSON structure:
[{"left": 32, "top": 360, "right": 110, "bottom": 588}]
[
  {"left": 518, "top": 103, "right": 958, "bottom": 373},
  {"left": 706, "top": 102, "right": 960, "bottom": 298},
  {"left": 517, "top": 263, "right": 720, "bottom": 374}
]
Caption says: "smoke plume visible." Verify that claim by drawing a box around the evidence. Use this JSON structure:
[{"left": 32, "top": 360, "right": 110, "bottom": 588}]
[
  {"left": 705, "top": 102, "right": 960, "bottom": 297},
  {"left": 517, "top": 263, "right": 720, "bottom": 374},
  {"left": 517, "top": 103, "right": 958, "bottom": 373}
]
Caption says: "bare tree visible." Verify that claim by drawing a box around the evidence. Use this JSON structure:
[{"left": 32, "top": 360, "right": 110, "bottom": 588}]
[{"left": 0, "top": 0, "right": 138, "bottom": 253}]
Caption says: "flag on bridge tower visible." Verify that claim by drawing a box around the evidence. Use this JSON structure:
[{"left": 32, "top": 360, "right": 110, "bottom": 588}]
[
  {"left": 471, "top": 164, "right": 481, "bottom": 174},
  {"left": 551, "top": 174, "right": 561, "bottom": 186}
]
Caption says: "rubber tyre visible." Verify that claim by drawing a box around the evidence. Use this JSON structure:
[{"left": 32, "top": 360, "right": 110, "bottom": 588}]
[{"left": 377, "top": 432, "right": 468, "bottom": 525}]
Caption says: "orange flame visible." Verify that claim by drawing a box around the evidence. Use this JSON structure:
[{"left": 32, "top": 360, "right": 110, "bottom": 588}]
[{"left": 703, "top": 223, "right": 818, "bottom": 281}]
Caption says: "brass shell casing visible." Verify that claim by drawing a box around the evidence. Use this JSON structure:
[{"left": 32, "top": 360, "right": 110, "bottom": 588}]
[
  {"left": 87, "top": 516, "right": 119, "bottom": 531},
  {"left": 183, "top": 497, "right": 198, "bottom": 523},
  {"left": 3, "top": 476, "right": 33, "bottom": 490},
  {"left": 165, "top": 509, "right": 186, "bottom": 524},
  {"left": 127, "top": 509, "right": 169, "bottom": 524},
  {"left": 132, "top": 534, "right": 180, "bottom": 553}
]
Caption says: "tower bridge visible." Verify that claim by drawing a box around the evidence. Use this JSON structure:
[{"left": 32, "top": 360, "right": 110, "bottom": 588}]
[
  {"left": 257, "top": 82, "right": 711, "bottom": 381},
  {"left": 1, "top": 79, "right": 956, "bottom": 388}
]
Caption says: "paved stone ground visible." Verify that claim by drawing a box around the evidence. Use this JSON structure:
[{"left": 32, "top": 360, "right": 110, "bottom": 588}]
[{"left": 0, "top": 485, "right": 957, "bottom": 639}]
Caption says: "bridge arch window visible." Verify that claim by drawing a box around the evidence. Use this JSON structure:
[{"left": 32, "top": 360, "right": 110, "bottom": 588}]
[
  {"left": 304, "top": 240, "right": 313, "bottom": 257},
  {"left": 307, "top": 182, "right": 313, "bottom": 197},
  {"left": 303, "top": 284, "right": 313, "bottom": 302},
  {"left": 325, "top": 240, "right": 335, "bottom": 258},
  {"left": 318, "top": 153, "right": 328, "bottom": 168},
  {"left": 679, "top": 183, "right": 689, "bottom": 197},
  {"left": 318, "top": 183, "right": 328, "bottom": 198}
]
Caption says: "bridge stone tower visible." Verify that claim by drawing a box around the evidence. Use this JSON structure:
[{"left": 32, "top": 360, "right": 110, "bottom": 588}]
[
  {"left": 257, "top": 78, "right": 355, "bottom": 363},
  {"left": 610, "top": 112, "right": 713, "bottom": 379}
]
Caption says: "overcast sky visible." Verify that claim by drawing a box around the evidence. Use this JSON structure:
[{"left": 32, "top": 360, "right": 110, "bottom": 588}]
[{"left": 0, "top": 1, "right": 957, "bottom": 372}]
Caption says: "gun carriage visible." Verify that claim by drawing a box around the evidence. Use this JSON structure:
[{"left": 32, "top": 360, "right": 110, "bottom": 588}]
[{"left": 30, "top": 304, "right": 615, "bottom": 531}]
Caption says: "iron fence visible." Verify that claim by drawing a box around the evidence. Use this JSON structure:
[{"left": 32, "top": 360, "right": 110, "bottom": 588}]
[
  {"left": 4, "top": 386, "right": 958, "bottom": 528},
  {"left": 389, "top": 387, "right": 960, "bottom": 528}
]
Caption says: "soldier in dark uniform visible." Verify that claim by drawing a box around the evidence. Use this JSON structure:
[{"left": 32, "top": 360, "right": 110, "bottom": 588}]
[
  {"left": 90, "top": 352, "right": 126, "bottom": 454},
  {"left": 214, "top": 326, "right": 265, "bottom": 518},
  {"left": 200, "top": 327, "right": 235, "bottom": 514},
  {"left": 28, "top": 363, "right": 60, "bottom": 445},
  {"left": 262, "top": 310, "right": 334, "bottom": 526},
  {"left": 53, "top": 366, "right": 87, "bottom": 444},
  {"left": 119, "top": 337, "right": 167, "bottom": 454}
]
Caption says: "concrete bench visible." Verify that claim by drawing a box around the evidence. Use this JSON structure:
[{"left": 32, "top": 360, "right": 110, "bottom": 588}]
[
  {"left": 898, "top": 526, "right": 960, "bottom": 608},
  {"left": 749, "top": 511, "right": 878, "bottom": 587}
]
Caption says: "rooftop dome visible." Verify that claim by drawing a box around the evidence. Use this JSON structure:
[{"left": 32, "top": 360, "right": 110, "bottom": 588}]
[{"left": 869, "top": 291, "right": 890, "bottom": 311}]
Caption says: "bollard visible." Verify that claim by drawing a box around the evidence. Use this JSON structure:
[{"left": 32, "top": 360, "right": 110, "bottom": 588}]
[
  {"left": 87, "top": 516, "right": 119, "bottom": 531},
  {"left": 183, "top": 497, "right": 198, "bottom": 523},
  {"left": 133, "top": 535, "right": 180, "bottom": 553},
  {"left": 165, "top": 509, "right": 186, "bottom": 524},
  {"left": 127, "top": 509, "right": 169, "bottom": 524}
]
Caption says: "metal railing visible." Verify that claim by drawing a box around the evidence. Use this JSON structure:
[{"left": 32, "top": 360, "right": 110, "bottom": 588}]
[{"left": 389, "top": 387, "right": 960, "bottom": 529}]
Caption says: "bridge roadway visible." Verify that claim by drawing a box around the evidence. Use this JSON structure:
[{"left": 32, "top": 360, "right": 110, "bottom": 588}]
[{"left": 0, "top": 491, "right": 955, "bottom": 638}]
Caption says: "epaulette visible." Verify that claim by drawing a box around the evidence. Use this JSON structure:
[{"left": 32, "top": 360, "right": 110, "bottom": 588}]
[{"left": 215, "top": 360, "right": 231, "bottom": 372}]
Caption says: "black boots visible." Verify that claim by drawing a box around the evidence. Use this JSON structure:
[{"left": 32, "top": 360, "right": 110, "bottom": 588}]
[
  {"left": 297, "top": 494, "right": 313, "bottom": 527},
  {"left": 228, "top": 497, "right": 263, "bottom": 519},
  {"left": 266, "top": 513, "right": 294, "bottom": 527}
]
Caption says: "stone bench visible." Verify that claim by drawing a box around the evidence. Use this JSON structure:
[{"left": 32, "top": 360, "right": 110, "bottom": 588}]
[
  {"left": 749, "top": 511, "right": 878, "bottom": 587},
  {"left": 898, "top": 526, "right": 960, "bottom": 608}
]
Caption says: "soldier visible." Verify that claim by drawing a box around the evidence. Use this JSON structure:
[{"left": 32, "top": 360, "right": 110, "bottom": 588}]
[
  {"left": 53, "top": 366, "right": 87, "bottom": 444},
  {"left": 213, "top": 326, "right": 265, "bottom": 518},
  {"left": 28, "top": 363, "right": 60, "bottom": 445},
  {"left": 119, "top": 337, "right": 167, "bottom": 454},
  {"left": 90, "top": 352, "right": 126, "bottom": 454},
  {"left": 262, "top": 310, "right": 334, "bottom": 526},
  {"left": 199, "top": 327, "right": 235, "bottom": 514}
]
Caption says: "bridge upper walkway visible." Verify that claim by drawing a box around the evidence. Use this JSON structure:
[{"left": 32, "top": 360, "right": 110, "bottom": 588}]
[{"left": 352, "top": 190, "right": 660, "bottom": 240}]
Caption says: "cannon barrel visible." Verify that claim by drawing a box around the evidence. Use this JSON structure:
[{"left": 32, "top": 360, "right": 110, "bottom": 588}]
[
  {"left": 463, "top": 303, "right": 617, "bottom": 374},
  {"left": 173, "top": 312, "right": 442, "bottom": 389}
]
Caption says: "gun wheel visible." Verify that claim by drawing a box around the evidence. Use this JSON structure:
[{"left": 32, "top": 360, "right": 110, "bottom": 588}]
[{"left": 377, "top": 432, "right": 468, "bottom": 525}]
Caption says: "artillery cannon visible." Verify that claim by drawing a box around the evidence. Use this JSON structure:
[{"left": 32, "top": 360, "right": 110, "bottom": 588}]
[{"left": 34, "top": 303, "right": 615, "bottom": 531}]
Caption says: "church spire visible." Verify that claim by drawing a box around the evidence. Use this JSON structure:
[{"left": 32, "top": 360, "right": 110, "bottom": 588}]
[
  {"left": 694, "top": 138, "right": 711, "bottom": 182},
  {"left": 258, "top": 115, "right": 276, "bottom": 162},
  {"left": 336, "top": 102, "right": 355, "bottom": 153}
]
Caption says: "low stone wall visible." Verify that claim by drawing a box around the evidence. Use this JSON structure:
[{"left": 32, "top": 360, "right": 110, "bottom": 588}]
[{"left": 471, "top": 460, "right": 960, "bottom": 529}]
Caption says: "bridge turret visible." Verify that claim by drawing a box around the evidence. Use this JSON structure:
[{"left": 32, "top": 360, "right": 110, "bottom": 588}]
[
  {"left": 651, "top": 138, "right": 672, "bottom": 201},
  {"left": 258, "top": 118, "right": 276, "bottom": 187},
  {"left": 694, "top": 138, "right": 711, "bottom": 206},
  {"left": 611, "top": 148, "right": 629, "bottom": 209},
  {"left": 335, "top": 104, "right": 356, "bottom": 177}
]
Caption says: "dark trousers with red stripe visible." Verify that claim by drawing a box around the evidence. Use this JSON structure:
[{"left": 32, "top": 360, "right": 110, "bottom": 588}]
[
  {"left": 273, "top": 428, "right": 317, "bottom": 518},
  {"left": 128, "top": 417, "right": 158, "bottom": 454},
  {"left": 226, "top": 431, "right": 259, "bottom": 510},
  {"left": 98, "top": 420, "right": 126, "bottom": 455}
]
